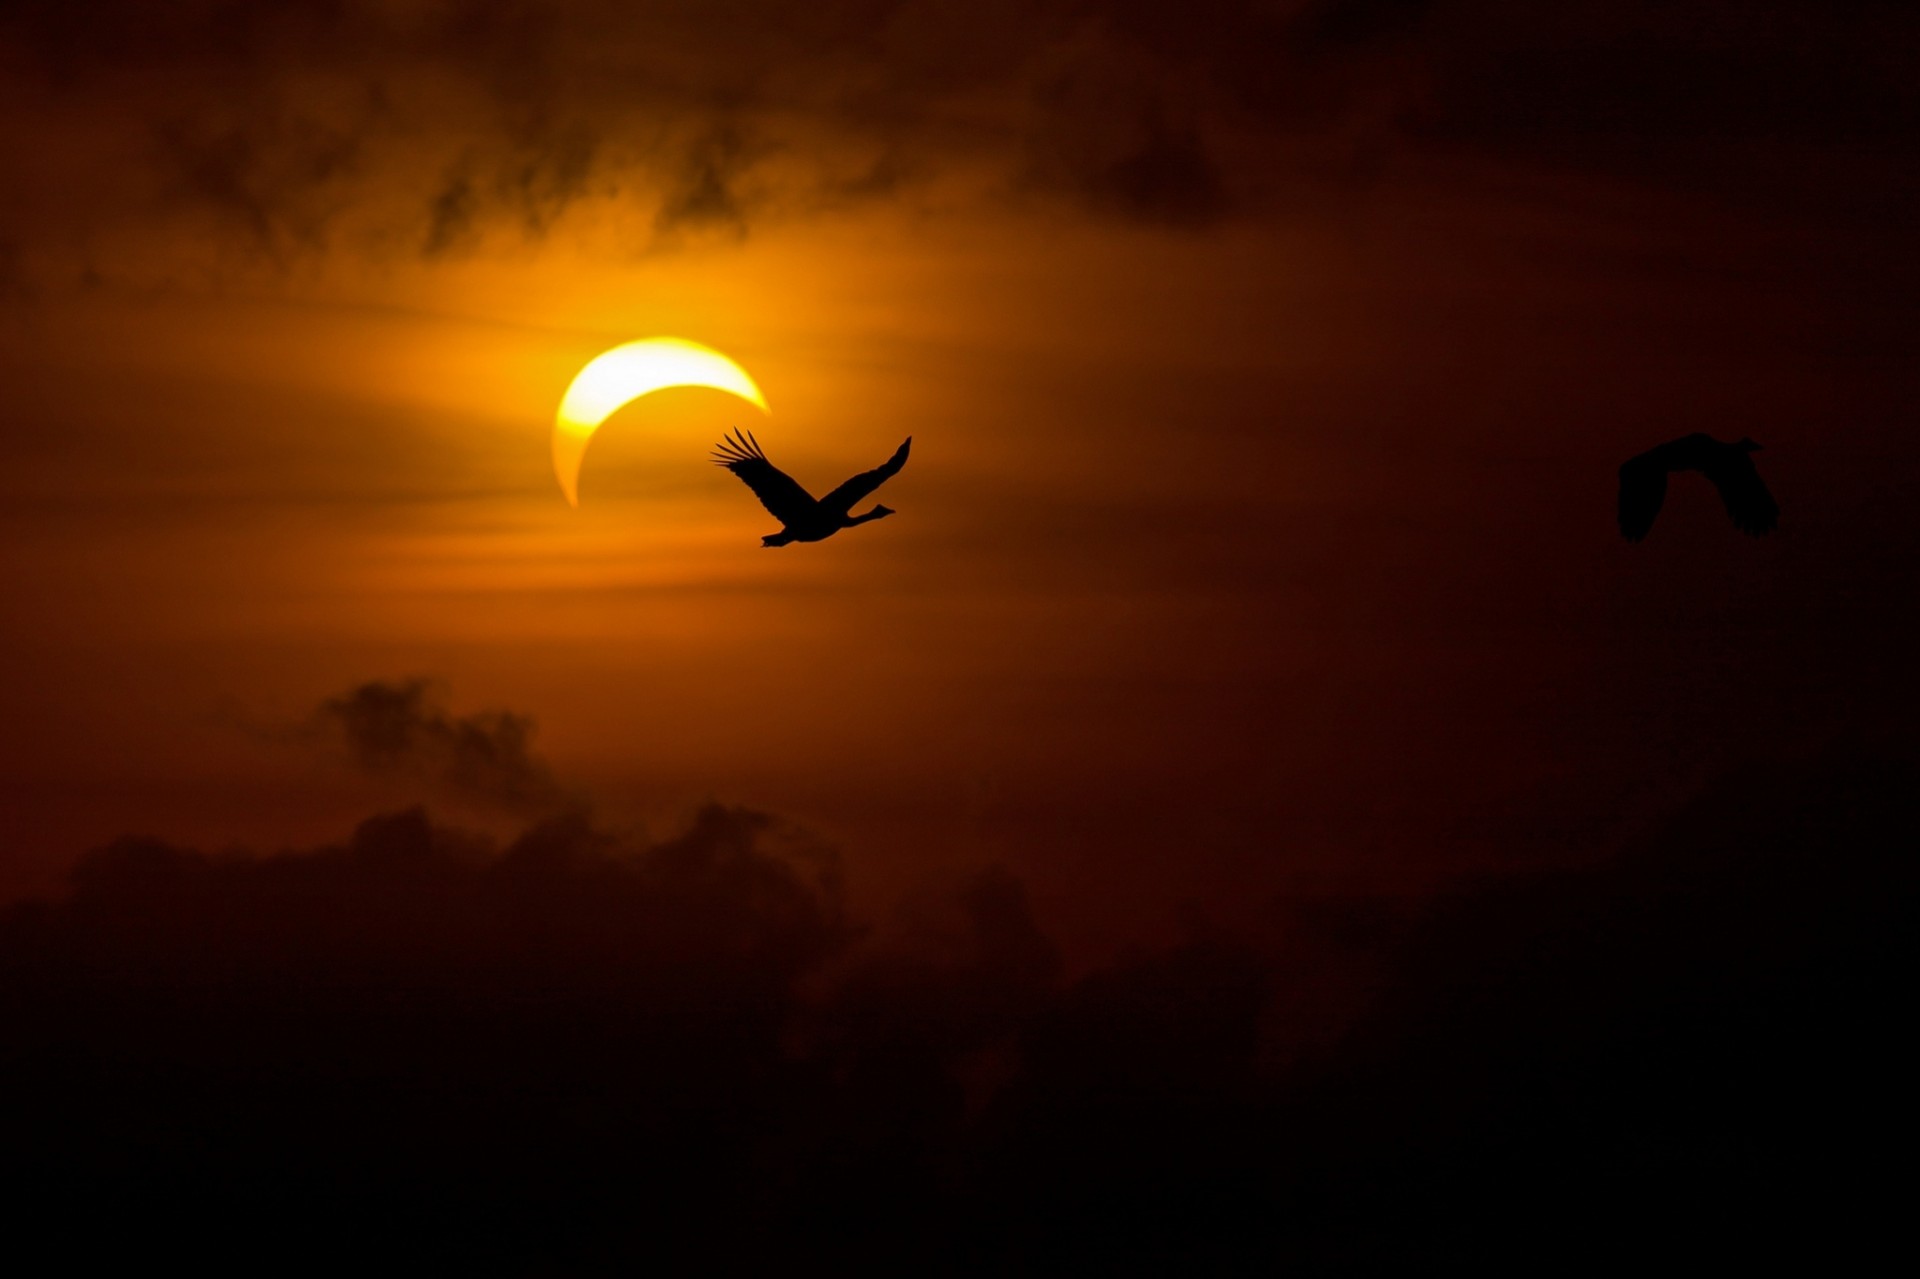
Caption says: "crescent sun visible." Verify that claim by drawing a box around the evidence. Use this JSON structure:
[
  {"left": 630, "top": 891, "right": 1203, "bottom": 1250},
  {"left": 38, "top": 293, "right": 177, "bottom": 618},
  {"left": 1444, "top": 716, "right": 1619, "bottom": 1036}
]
[{"left": 553, "top": 337, "right": 770, "bottom": 507}]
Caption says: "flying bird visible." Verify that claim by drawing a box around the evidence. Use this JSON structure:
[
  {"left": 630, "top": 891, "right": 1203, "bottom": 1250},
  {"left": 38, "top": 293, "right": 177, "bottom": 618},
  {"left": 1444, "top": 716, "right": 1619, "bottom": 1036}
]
[
  {"left": 713, "top": 430, "right": 912, "bottom": 547},
  {"left": 1617, "top": 434, "right": 1779, "bottom": 542}
]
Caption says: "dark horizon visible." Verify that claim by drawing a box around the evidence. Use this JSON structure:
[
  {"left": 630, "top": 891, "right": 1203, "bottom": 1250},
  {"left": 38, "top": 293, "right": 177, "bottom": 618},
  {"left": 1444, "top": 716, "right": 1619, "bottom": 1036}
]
[{"left": 6, "top": 738, "right": 1911, "bottom": 1268}]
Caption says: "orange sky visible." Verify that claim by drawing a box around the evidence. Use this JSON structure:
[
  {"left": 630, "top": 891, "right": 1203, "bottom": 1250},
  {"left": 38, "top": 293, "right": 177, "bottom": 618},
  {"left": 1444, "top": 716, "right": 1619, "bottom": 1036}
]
[
  {"left": 3, "top": 0, "right": 1917, "bottom": 959},
  {"left": 3, "top": 8, "right": 1919, "bottom": 1268}
]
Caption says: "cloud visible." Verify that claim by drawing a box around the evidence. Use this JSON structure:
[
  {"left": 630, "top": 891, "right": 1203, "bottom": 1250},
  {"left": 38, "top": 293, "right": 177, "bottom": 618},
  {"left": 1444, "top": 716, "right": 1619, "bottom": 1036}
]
[
  {"left": 4, "top": 0, "right": 1910, "bottom": 278},
  {"left": 313, "top": 678, "right": 571, "bottom": 816},
  {"left": 0, "top": 673, "right": 1911, "bottom": 1267},
  {"left": 152, "top": 104, "right": 374, "bottom": 260},
  {"left": 3, "top": 656, "right": 1920, "bottom": 1267},
  {"left": 1290, "top": 742, "right": 1920, "bottom": 1265},
  {"left": 653, "top": 123, "right": 759, "bottom": 238},
  {"left": 0, "top": 1, "right": 1410, "bottom": 270},
  {"left": 1017, "top": 29, "right": 1230, "bottom": 225},
  {"left": 421, "top": 160, "right": 481, "bottom": 256},
  {"left": 818, "top": 867, "right": 1062, "bottom": 1130}
]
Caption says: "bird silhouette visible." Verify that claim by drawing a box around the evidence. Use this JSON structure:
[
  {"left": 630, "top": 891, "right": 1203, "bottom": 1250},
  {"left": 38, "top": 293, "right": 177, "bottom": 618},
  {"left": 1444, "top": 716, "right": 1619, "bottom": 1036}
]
[
  {"left": 713, "top": 430, "right": 912, "bottom": 547},
  {"left": 1617, "top": 434, "right": 1779, "bottom": 542}
]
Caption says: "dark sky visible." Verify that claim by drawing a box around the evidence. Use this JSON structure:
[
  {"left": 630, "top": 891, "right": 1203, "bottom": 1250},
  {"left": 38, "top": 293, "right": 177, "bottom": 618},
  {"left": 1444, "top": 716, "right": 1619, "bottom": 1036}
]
[{"left": 1, "top": 1, "right": 1916, "bottom": 1268}]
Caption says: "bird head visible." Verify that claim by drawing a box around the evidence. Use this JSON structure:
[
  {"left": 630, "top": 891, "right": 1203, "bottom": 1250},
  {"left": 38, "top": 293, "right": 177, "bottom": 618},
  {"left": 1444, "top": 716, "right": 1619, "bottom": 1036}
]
[{"left": 870, "top": 505, "right": 895, "bottom": 518}]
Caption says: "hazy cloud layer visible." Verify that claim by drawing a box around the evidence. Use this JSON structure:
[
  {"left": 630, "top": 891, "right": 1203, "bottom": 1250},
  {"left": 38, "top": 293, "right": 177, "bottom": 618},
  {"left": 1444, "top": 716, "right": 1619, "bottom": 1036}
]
[{"left": 5, "top": 1, "right": 1911, "bottom": 276}]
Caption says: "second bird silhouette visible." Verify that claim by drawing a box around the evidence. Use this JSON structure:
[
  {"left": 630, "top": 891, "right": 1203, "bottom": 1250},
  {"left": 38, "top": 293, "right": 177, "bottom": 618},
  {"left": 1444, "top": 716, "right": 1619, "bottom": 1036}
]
[
  {"left": 1617, "top": 433, "right": 1779, "bottom": 542},
  {"left": 715, "top": 430, "right": 911, "bottom": 547}
]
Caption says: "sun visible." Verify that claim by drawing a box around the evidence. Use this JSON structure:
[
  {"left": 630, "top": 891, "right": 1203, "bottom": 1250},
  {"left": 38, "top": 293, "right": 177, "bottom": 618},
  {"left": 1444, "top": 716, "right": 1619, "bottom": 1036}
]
[{"left": 553, "top": 337, "right": 769, "bottom": 507}]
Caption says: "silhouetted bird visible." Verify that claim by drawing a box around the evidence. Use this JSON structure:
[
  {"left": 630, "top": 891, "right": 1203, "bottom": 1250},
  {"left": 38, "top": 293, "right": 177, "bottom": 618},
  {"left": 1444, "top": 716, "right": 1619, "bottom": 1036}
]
[
  {"left": 1617, "top": 434, "right": 1778, "bottom": 542},
  {"left": 714, "top": 430, "right": 912, "bottom": 547}
]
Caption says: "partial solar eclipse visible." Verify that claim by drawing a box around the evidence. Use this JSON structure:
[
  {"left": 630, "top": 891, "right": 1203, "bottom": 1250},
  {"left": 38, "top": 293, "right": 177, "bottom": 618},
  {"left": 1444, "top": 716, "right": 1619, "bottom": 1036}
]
[{"left": 553, "top": 337, "right": 769, "bottom": 507}]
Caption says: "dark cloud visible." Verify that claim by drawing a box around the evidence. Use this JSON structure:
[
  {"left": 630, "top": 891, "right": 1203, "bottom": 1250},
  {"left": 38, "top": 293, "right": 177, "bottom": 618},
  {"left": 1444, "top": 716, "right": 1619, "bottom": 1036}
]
[
  {"left": 1018, "top": 32, "right": 1229, "bottom": 225},
  {"left": 839, "top": 867, "right": 1062, "bottom": 1043},
  {"left": 153, "top": 104, "right": 373, "bottom": 260},
  {"left": 3, "top": 0, "right": 1912, "bottom": 272},
  {"left": 653, "top": 124, "right": 758, "bottom": 238},
  {"left": 0, "top": 735, "right": 1910, "bottom": 1267},
  {"left": 421, "top": 125, "right": 598, "bottom": 254},
  {"left": 500, "top": 124, "right": 599, "bottom": 234},
  {"left": 0, "top": 801, "right": 856, "bottom": 1268},
  {"left": 313, "top": 678, "right": 571, "bottom": 816},
  {"left": 1289, "top": 743, "right": 1920, "bottom": 1266},
  {"left": 422, "top": 159, "right": 481, "bottom": 255}
]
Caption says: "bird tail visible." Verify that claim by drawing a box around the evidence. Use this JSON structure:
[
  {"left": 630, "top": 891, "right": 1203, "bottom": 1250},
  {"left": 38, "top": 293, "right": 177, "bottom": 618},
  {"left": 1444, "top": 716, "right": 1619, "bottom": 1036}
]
[{"left": 761, "top": 531, "right": 796, "bottom": 548}]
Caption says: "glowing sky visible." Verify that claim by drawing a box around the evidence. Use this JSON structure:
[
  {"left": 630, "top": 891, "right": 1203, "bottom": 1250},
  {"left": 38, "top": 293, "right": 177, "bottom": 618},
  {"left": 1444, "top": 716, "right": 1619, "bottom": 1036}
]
[
  {"left": 1, "top": 0, "right": 1916, "bottom": 958},
  {"left": 2, "top": 6, "right": 1918, "bottom": 1268}
]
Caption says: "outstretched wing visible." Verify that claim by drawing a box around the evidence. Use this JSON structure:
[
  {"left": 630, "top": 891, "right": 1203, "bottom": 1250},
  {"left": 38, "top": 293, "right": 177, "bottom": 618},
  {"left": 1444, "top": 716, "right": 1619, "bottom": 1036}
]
[
  {"left": 819, "top": 437, "right": 911, "bottom": 517},
  {"left": 1617, "top": 452, "right": 1668, "bottom": 542},
  {"left": 1702, "top": 450, "right": 1779, "bottom": 536},
  {"left": 713, "top": 430, "right": 817, "bottom": 526}
]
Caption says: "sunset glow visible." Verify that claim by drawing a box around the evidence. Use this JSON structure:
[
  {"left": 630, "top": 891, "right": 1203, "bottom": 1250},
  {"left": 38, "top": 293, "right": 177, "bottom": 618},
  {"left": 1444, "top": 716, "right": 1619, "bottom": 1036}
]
[{"left": 0, "top": 2, "right": 1912, "bottom": 1269}]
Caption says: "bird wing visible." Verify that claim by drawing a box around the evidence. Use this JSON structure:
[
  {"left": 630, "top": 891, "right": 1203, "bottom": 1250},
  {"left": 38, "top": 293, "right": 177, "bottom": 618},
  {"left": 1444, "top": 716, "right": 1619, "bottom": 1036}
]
[
  {"left": 1617, "top": 453, "right": 1668, "bottom": 542},
  {"left": 1702, "top": 450, "right": 1779, "bottom": 536},
  {"left": 819, "top": 437, "right": 911, "bottom": 517},
  {"left": 713, "top": 430, "right": 817, "bottom": 526}
]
